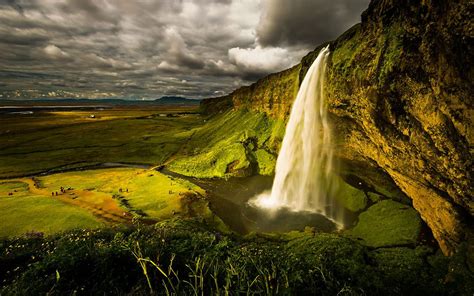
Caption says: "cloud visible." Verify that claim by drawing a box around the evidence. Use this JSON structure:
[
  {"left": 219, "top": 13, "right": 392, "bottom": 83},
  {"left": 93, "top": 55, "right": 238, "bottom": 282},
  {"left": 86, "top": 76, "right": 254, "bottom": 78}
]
[
  {"left": 43, "top": 44, "right": 69, "bottom": 59},
  {"left": 257, "top": 0, "right": 369, "bottom": 47},
  {"left": 2, "top": 0, "right": 24, "bottom": 15},
  {"left": 0, "top": 0, "right": 369, "bottom": 99},
  {"left": 228, "top": 46, "right": 300, "bottom": 77},
  {"left": 160, "top": 27, "right": 205, "bottom": 70}
]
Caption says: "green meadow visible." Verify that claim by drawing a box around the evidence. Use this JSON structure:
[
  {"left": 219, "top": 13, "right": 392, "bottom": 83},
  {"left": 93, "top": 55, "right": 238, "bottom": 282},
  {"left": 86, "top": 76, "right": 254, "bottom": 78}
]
[
  {"left": 0, "top": 109, "right": 202, "bottom": 178},
  {"left": 0, "top": 180, "right": 102, "bottom": 237},
  {"left": 0, "top": 108, "right": 224, "bottom": 238}
]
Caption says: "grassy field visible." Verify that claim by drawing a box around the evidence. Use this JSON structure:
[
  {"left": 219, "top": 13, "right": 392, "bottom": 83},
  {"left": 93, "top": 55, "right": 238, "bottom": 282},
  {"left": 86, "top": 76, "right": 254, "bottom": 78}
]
[
  {"left": 0, "top": 180, "right": 102, "bottom": 237},
  {"left": 0, "top": 108, "right": 202, "bottom": 178},
  {"left": 0, "top": 106, "right": 286, "bottom": 179},
  {"left": 0, "top": 106, "right": 259, "bottom": 238},
  {"left": 0, "top": 168, "right": 221, "bottom": 238}
]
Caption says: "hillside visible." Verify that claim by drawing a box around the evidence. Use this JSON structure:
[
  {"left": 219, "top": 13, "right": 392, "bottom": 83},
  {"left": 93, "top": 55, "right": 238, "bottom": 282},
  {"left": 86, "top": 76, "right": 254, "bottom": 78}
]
[{"left": 197, "top": 0, "right": 473, "bottom": 257}]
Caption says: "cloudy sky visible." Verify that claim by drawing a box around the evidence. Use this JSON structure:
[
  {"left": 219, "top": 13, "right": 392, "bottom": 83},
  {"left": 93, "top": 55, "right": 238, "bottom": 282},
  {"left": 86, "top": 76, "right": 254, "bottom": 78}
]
[{"left": 0, "top": 0, "right": 369, "bottom": 100}]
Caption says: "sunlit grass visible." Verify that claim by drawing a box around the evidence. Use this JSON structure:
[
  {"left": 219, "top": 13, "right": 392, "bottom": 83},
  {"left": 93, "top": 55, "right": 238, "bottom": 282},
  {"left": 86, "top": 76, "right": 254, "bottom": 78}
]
[
  {"left": 0, "top": 110, "right": 202, "bottom": 178},
  {"left": 0, "top": 168, "right": 215, "bottom": 238},
  {"left": 0, "top": 181, "right": 102, "bottom": 238}
]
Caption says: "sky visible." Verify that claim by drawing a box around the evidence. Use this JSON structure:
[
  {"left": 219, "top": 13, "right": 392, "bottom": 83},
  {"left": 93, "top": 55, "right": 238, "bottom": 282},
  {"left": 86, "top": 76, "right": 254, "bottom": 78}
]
[{"left": 0, "top": 0, "right": 369, "bottom": 100}]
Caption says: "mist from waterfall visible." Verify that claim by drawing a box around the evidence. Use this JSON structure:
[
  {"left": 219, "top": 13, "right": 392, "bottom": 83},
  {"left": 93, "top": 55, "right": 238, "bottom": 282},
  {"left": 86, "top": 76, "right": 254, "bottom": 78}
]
[{"left": 249, "top": 46, "right": 344, "bottom": 227}]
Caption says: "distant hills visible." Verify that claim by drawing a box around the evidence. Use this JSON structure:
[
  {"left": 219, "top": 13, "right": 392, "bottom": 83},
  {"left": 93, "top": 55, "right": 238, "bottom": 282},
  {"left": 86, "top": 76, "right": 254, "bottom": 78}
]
[
  {"left": 0, "top": 96, "right": 201, "bottom": 106},
  {"left": 155, "top": 96, "right": 200, "bottom": 105}
]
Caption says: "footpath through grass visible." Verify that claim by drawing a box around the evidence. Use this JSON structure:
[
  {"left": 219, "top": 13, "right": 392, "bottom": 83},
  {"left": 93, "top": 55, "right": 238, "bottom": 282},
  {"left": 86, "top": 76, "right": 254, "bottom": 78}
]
[
  {"left": 0, "top": 180, "right": 102, "bottom": 237},
  {"left": 0, "top": 168, "right": 220, "bottom": 238}
]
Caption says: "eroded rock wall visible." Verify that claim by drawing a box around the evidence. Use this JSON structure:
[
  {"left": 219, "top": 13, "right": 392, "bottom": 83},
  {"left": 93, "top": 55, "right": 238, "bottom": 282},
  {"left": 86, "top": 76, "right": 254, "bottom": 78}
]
[
  {"left": 326, "top": 0, "right": 473, "bottom": 255},
  {"left": 200, "top": 0, "right": 473, "bottom": 255}
]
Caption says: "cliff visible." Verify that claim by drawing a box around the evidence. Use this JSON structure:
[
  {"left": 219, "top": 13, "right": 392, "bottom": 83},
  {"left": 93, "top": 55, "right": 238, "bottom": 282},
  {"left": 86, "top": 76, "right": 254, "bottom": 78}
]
[{"left": 199, "top": 0, "right": 473, "bottom": 256}]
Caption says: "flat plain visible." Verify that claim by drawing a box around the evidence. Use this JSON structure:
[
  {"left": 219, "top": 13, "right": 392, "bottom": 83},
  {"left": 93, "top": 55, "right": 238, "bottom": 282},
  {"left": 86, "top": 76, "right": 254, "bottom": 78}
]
[{"left": 0, "top": 105, "right": 223, "bottom": 238}]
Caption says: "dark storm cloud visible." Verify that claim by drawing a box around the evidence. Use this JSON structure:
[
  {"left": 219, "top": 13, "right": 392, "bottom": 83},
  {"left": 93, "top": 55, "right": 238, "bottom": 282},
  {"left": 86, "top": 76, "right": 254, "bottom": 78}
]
[
  {"left": 257, "top": 0, "right": 370, "bottom": 47},
  {"left": 2, "top": 0, "right": 23, "bottom": 15},
  {"left": 0, "top": 0, "right": 369, "bottom": 100}
]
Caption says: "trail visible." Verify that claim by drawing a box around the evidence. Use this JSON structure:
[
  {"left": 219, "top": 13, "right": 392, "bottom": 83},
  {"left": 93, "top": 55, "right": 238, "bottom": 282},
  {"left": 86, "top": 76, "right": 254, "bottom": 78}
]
[{"left": 20, "top": 178, "right": 131, "bottom": 224}]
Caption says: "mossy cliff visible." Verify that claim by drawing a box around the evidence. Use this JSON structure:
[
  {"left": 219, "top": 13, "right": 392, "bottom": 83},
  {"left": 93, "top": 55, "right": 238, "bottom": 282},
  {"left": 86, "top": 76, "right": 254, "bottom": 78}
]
[{"left": 199, "top": 0, "right": 473, "bottom": 256}]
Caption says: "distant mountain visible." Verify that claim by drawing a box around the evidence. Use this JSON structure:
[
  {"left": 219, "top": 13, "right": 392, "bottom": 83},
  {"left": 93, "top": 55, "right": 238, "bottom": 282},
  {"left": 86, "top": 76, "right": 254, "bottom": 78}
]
[
  {"left": 155, "top": 96, "right": 201, "bottom": 105},
  {"left": 0, "top": 97, "right": 201, "bottom": 106}
]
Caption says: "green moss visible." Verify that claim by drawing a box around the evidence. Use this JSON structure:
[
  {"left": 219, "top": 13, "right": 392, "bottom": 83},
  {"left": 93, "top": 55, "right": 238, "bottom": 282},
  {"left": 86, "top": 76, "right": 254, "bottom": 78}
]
[
  {"left": 368, "top": 246, "right": 447, "bottom": 294},
  {"left": 367, "top": 191, "right": 383, "bottom": 203},
  {"left": 329, "top": 22, "right": 404, "bottom": 90},
  {"left": 168, "top": 142, "right": 249, "bottom": 178},
  {"left": 254, "top": 149, "right": 276, "bottom": 175},
  {"left": 268, "top": 118, "right": 286, "bottom": 150},
  {"left": 377, "top": 25, "right": 404, "bottom": 86},
  {"left": 331, "top": 26, "right": 364, "bottom": 80},
  {"left": 335, "top": 178, "right": 368, "bottom": 212},
  {"left": 348, "top": 200, "right": 422, "bottom": 248},
  {"left": 230, "top": 65, "right": 301, "bottom": 118},
  {"left": 169, "top": 109, "right": 282, "bottom": 178}
]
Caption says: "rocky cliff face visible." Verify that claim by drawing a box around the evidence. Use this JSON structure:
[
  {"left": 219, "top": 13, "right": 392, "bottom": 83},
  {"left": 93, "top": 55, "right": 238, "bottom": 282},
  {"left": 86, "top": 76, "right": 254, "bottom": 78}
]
[{"left": 200, "top": 0, "right": 473, "bottom": 255}]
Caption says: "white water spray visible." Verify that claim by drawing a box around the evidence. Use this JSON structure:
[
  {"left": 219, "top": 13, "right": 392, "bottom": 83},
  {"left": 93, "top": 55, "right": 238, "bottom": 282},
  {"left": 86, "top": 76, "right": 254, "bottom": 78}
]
[{"left": 250, "top": 46, "right": 343, "bottom": 226}]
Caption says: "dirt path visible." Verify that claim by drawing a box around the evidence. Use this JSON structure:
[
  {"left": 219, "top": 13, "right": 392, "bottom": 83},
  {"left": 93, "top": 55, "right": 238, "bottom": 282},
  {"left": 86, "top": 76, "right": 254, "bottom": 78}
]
[{"left": 20, "top": 178, "right": 131, "bottom": 224}]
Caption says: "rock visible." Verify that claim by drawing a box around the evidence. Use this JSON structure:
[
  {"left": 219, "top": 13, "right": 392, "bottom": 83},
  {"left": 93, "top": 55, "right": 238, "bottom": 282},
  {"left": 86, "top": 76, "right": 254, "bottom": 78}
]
[
  {"left": 199, "top": 0, "right": 473, "bottom": 255},
  {"left": 335, "top": 179, "right": 368, "bottom": 212},
  {"left": 367, "top": 192, "right": 383, "bottom": 203},
  {"left": 348, "top": 200, "right": 422, "bottom": 248}
]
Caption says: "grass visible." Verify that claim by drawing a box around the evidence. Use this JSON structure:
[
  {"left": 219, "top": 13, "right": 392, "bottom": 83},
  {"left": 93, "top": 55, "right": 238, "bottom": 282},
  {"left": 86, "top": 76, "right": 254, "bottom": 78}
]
[
  {"left": 348, "top": 200, "right": 422, "bottom": 247},
  {"left": 0, "top": 109, "right": 201, "bottom": 178},
  {"left": 168, "top": 109, "right": 284, "bottom": 178},
  {"left": 0, "top": 107, "right": 284, "bottom": 180},
  {"left": 114, "top": 171, "right": 206, "bottom": 219},
  {"left": 1, "top": 218, "right": 471, "bottom": 295},
  {"left": 0, "top": 168, "right": 220, "bottom": 238},
  {"left": 0, "top": 181, "right": 102, "bottom": 237}
]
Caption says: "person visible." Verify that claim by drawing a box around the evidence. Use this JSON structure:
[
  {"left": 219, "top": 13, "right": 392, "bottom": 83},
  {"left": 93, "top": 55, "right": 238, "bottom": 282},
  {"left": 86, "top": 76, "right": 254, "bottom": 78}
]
[{"left": 52, "top": 192, "right": 54, "bottom": 196}]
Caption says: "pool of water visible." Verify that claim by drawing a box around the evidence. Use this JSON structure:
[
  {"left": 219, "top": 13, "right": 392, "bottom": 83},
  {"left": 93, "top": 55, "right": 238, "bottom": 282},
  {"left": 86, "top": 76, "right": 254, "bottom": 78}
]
[{"left": 162, "top": 170, "right": 357, "bottom": 234}]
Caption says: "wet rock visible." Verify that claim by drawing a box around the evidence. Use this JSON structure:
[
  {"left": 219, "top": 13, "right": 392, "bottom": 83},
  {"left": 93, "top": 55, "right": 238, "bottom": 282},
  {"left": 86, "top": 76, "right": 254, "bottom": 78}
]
[{"left": 335, "top": 179, "right": 368, "bottom": 212}]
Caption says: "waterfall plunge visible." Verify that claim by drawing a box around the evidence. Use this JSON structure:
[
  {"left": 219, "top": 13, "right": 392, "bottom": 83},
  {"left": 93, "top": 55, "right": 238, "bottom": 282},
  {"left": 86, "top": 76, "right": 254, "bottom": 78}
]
[{"left": 249, "top": 46, "right": 343, "bottom": 227}]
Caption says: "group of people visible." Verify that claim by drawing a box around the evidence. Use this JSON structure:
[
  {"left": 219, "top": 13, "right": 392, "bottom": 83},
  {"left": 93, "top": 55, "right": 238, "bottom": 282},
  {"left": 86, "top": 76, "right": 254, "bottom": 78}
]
[
  {"left": 51, "top": 186, "right": 73, "bottom": 197},
  {"left": 118, "top": 188, "right": 129, "bottom": 193}
]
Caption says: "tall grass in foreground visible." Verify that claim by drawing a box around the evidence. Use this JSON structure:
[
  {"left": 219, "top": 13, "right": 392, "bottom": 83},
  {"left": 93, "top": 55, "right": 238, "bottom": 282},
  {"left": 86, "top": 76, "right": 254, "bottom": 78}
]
[
  {"left": 132, "top": 244, "right": 297, "bottom": 295},
  {"left": 1, "top": 218, "right": 472, "bottom": 295}
]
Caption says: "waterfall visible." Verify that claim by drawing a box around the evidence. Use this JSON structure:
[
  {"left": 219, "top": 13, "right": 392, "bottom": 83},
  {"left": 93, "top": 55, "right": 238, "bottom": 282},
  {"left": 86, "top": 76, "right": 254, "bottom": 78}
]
[{"left": 249, "top": 46, "right": 343, "bottom": 227}]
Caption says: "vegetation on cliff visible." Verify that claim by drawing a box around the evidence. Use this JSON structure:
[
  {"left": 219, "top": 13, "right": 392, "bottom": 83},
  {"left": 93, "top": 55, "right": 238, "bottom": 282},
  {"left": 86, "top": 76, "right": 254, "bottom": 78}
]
[
  {"left": 168, "top": 110, "right": 283, "bottom": 178},
  {"left": 198, "top": 0, "right": 473, "bottom": 257}
]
